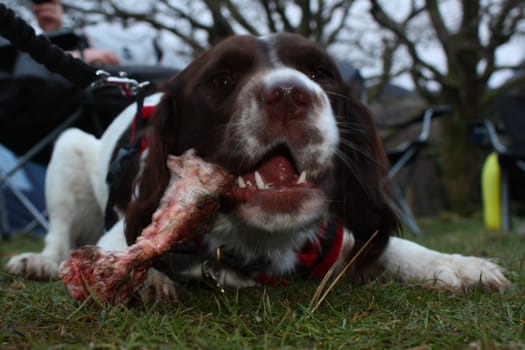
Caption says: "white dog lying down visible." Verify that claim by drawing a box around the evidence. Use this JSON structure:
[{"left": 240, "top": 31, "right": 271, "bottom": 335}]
[{"left": 5, "top": 33, "right": 509, "bottom": 302}]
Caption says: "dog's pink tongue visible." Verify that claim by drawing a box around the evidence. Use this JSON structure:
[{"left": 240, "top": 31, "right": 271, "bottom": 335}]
[
  {"left": 224, "top": 155, "right": 300, "bottom": 203},
  {"left": 256, "top": 155, "right": 297, "bottom": 184}
]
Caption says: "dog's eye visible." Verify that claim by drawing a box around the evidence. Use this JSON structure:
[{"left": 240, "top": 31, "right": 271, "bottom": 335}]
[
  {"left": 299, "top": 64, "right": 331, "bottom": 82},
  {"left": 211, "top": 73, "right": 236, "bottom": 89},
  {"left": 309, "top": 68, "right": 330, "bottom": 81}
]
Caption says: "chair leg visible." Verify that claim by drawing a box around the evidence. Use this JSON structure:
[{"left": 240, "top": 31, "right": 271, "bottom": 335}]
[
  {"left": 0, "top": 108, "right": 84, "bottom": 237},
  {"left": 500, "top": 168, "right": 511, "bottom": 230},
  {"left": 0, "top": 189, "right": 10, "bottom": 239},
  {"left": 3, "top": 178, "right": 48, "bottom": 231},
  {"left": 389, "top": 181, "right": 422, "bottom": 236}
]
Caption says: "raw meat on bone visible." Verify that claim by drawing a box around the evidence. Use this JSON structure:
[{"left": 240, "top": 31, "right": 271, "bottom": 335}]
[{"left": 58, "top": 149, "right": 233, "bottom": 303}]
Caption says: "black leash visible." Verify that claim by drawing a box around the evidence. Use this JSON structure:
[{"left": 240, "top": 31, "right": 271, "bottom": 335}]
[
  {"left": 0, "top": 3, "right": 152, "bottom": 231},
  {"left": 0, "top": 3, "right": 149, "bottom": 96},
  {"left": 0, "top": 3, "right": 97, "bottom": 89}
]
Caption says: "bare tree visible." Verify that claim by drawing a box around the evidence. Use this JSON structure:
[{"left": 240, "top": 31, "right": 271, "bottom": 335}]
[
  {"left": 368, "top": 0, "right": 525, "bottom": 213},
  {"left": 61, "top": 0, "right": 356, "bottom": 59}
]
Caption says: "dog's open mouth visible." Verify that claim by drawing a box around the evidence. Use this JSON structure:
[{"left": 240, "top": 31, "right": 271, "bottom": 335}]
[{"left": 223, "top": 151, "right": 318, "bottom": 212}]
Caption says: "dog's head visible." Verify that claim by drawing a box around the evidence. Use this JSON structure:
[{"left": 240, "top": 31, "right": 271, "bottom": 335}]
[{"left": 126, "top": 33, "right": 399, "bottom": 268}]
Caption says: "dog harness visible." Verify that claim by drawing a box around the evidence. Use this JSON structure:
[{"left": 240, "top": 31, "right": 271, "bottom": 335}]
[{"left": 104, "top": 103, "right": 156, "bottom": 230}]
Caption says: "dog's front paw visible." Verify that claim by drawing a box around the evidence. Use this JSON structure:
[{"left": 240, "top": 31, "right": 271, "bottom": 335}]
[
  {"left": 426, "top": 255, "right": 510, "bottom": 292},
  {"left": 138, "top": 269, "right": 178, "bottom": 305},
  {"left": 5, "top": 253, "right": 61, "bottom": 280}
]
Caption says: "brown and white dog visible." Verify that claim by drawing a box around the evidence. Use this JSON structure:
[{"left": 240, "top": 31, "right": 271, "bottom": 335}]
[{"left": 5, "top": 33, "right": 509, "bottom": 301}]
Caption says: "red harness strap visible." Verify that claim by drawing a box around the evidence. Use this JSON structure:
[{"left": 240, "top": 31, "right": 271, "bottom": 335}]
[
  {"left": 255, "top": 219, "right": 345, "bottom": 285},
  {"left": 130, "top": 105, "right": 156, "bottom": 153},
  {"left": 304, "top": 221, "right": 345, "bottom": 279}
]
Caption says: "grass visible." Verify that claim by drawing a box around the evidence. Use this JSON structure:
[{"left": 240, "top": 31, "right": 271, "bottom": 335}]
[{"left": 1, "top": 215, "right": 524, "bottom": 349}]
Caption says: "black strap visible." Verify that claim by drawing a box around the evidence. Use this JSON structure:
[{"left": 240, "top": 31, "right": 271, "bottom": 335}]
[
  {"left": 103, "top": 89, "right": 149, "bottom": 230},
  {"left": 131, "top": 88, "right": 147, "bottom": 142},
  {"left": 0, "top": 3, "right": 97, "bottom": 88},
  {"left": 103, "top": 144, "right": 138, "bottom": 230}
]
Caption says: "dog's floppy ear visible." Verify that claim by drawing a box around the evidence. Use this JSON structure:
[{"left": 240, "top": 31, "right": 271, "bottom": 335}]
[
  {"left": 124, "top": 48, "right": 216, "bottom": 244},
  {"left": 331, "top": 91, "right": 400, "bottom": 270},
  {"left": 124, "top": 77, "right": 182, "bottom": 245}
]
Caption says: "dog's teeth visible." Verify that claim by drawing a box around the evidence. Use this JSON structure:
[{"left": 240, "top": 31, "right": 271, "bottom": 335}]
[
  {"left": 297, "top": 171, "right": 307, "bottom": 184},
  {"left": 254, "top": 171, "right": 266, "bottom": 190},
  {"left": 237, "top": 176, "right": 247, "bottom": 188}
]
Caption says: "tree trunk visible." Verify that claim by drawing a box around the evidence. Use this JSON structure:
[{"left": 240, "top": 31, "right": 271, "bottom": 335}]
[
  {"left": 439, "top": 114, "right": 483, "bottom": 214},
  {"left": 437, "top": 0, "right": 485, "bottom": 214}
]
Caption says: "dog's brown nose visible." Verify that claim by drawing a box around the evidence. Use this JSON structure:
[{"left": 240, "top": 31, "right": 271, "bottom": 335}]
[{"left": 263, "top": 81, "right": 311, "bottom": 121}]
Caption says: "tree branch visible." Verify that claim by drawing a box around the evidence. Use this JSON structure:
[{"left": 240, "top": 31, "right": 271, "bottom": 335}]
[
  {"left": 369, "top": 0, "right": 446, "bottom": 86},
  {"left": 257, "top": 0, "right": 279, "bottom": 32},
  {"left": 202, "top": 0, "right": 235, "bottom": 45},
  {"left": 63, "top": 0, "right": 208, "bottom": 53},
  {"left": 480, "top": 0, "right": 524, "bottom": 85},
  {"left": 322, "top": 1, "right": 354, "bottom": 46},
  {"left": 425, "top": 0, "right": 451, "bottom": 48},
  {"left": 224, "top": 0, "right": 260, "bottom": 35},
  {"left": 296, "top": 0, "right": 312, "bottom": 37},
  {"left": 273, "top": 0, "right": 295, "bottom": 32},
  {"left": 487, "top": 0, "right": 524, "bottom": 50},
  {"left": 367, "top": 37, "right": 403, "bottom": 101}
]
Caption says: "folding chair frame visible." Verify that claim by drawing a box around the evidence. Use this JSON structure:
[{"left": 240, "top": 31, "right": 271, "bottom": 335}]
[
  {"left": 383, "top": 105, "right": 452, "bottom": 235},
  {"left": 0, "top": 106, "right": 86, "bottom": 238}
]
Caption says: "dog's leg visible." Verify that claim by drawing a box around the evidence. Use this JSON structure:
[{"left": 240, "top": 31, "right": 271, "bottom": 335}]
[
  {"left": 5, "top": 129, "right": 104, "bottom": 280},
  {"left": 377, "top": 237, "right": 510, "bottom": 292}
]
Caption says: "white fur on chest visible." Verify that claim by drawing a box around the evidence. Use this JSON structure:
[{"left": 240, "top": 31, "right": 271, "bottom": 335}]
[{"left": 202, "top": 214, "right": 322, "bottom": 276}]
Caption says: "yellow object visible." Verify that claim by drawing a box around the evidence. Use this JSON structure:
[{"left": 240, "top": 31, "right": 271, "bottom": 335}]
[{"left": 481, "top": 152, "right": 501, "bottom": 230}]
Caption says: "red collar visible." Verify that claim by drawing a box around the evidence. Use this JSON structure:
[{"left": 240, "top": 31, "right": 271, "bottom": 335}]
[
  {"left": 255, "top": 218, "right": 345, "bottom": 285},
  {"left": 296, "top": 218, "right": 344, "bottom": 279}
]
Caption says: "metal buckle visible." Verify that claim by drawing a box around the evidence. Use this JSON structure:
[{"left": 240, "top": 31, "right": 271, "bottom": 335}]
[
  {"left": 201, "top": 247, "right": 225, "bottom": 293},
  {"left": 91, "top": 69, "right": 150, "bottom": 97}
]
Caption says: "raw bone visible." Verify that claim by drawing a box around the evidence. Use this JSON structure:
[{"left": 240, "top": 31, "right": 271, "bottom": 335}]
[{"left": 58, "top": 149, "right": 233, "bottom": 303}]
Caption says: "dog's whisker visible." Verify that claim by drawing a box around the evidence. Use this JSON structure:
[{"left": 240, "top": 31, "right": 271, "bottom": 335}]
[
  {"left": 335, "top": 119, "right": 371, "bottom": 136},
  {"left": 325, "top": 90, "right": 352, "bottom": 101},
  {"left": 333, "top": 148, "right": 352, "bottom": 171},
  {"left": 338, "top": 138, "right": 385, "bottom": 169},
  {"left": 338, "top": 127, "right": 365, "bottom": 136},
  {"left": 336, "top": 121, "right": 364, "bottom": 127},
  {"left": 334, "top": 149, "right": 373, "bottom": 198}
]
